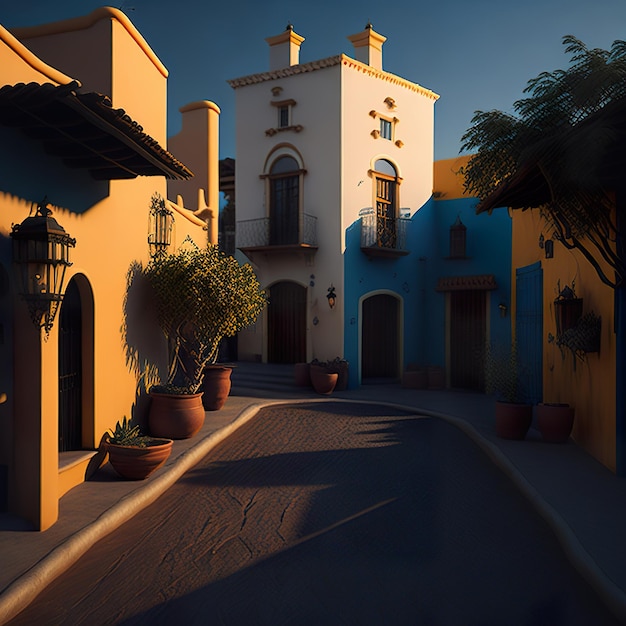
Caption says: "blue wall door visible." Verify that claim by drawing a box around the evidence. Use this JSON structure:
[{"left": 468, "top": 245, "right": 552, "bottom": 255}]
[{"left": 516, "top": 262, "right": 543, "bottom": 404}]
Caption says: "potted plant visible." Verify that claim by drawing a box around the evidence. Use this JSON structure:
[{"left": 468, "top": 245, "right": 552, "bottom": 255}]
[
  {"left": 309, "top": 359, "right": 339, "bottom": 395},
  {"left": 484, "top": 343, "right": 532, "bottom": 440},
  {"left": 126, "top": 237, "right": 266, "bottom": 436},
  {"left": 536, "top": 402, "right": 575, "bottom": 443},
  {"left": 106, "top": 417, "right": 173, "bottom": 480}
]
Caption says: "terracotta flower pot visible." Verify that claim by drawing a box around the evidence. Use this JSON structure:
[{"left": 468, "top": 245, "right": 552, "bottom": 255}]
[
  {"left": 309, "top": 365, "right": 338, "bottom": 395},
  {"left": 427, "top": 366, "right": 445, "bottom": 389},
  {"left": 402, "top": 369, "right": 427, "bottom": 389},
  {"left": 108, "top": 438, "right": 173, "bottom": 480},
  {"left": 536, "top": 403, "right": 575, "bottom": 443},
  {"left": 495, "top": 401, "right": 532, "bottom": 440},
  {"left": 148, "top": 391, "right": 205, "bottom": 439},
  {"left": 294, "top": 362, "right": 312, "bottom": 387},
  {"left": 202, "top": 366, "right": 232, "bottom": 411},
  {"left": 326, "top": 360, "right": 349, "bottom": 391}
]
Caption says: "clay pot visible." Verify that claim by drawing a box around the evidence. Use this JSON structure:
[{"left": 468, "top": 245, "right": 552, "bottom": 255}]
[
  {"left": 108, "top": 438, "right": 173, "bottom": 480},
  {"left": 495, "top": 402, "right": 532, "bottom": 440},
  {"left": 309, "top": 365, "right": 338, "bottom": 395},
  {"left": 148, "top": 391, "right": 205, "bottom": 439},
  {"left": 402, "top": 369, "right": 427, "bottom": 389},
  {"left": 294, "top": 362, "right": 312, "bottom": 387},
  {"left": 327, "top": 360, "right": 349, "bottom": 391},
  {"left": 202, "top": 366, "right": 233, "bottom": 411},
  {"left": 427, "top": 366, "right": 445, "bottom": 389},
  {"left": 536, "top": 403, "right": 575, "bottom": 443}
]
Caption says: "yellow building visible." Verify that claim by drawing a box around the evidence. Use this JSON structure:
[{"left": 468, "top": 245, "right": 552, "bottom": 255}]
[
  {"left": 0, "top": 8, "right": 218, "bottom": 529},
  {"left": 475, "top": 97, "right": 626, "bottom": 472}
]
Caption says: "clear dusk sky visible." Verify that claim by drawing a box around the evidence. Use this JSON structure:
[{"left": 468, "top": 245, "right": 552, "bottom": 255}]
[{"left": 3, "top": 1, "right": 626, "bottom": 161}]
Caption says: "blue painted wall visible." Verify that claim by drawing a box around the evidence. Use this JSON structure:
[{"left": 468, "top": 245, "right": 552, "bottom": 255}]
[{"left": 343, "top": 193, "right": 512, "bottom": 388}]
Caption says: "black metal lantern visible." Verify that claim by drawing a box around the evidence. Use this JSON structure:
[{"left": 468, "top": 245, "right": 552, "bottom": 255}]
[
  {"left": 326, "top": 284, "right": 337, "bottom": 309},
  {"left": 10, "top": 198, "right": 76, "bottom": 334},
  {"left": 449, "top": 215, "right": 467, "bottom": 258},
  {"left": 148, "top": 194, "right": 174, "bottom": 258}
]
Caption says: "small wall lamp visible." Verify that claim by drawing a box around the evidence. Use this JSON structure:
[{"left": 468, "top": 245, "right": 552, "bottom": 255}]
[
  {"left": 539, "top": 233, "right": 554, "bottom": 259},
  {"left": 327, "top": 284, "right": 337, "bottom": 309},
  {"left": 10, "top": 198, "right": 76, "bottom": 334},
  {"left": 498, "top": 302, "right": 508, "bottom": 318}
]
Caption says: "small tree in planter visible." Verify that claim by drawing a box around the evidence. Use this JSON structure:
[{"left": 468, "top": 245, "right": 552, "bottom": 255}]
[
  {"left": 125, "top": 240, "right": 266, "bottom": 436},
  {"left": 484, "top": 343, "right": 533, "bottom": 440}
]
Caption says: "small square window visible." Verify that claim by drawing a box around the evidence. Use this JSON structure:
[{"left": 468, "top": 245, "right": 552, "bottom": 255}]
[
  {"left": 380, "top": 118, "right": 392, "bottom": 140},
  {"left": 278, "top": 105, "right": 290, "bottom": 128}
]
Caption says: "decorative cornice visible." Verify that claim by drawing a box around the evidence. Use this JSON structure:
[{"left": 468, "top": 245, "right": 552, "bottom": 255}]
[
  {"left": 229, "top": 53, "right": 440, "bottom": 100},
  {"left": 229, "top": 55, "right": 343, "bottom": 88}
]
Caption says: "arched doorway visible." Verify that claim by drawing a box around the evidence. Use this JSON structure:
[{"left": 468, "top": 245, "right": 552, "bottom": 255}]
[
  {"left": 268, "top": 281, "right": 306, "bottom": 363},
  {"left": 361, "top": 293, "right": 400, "bottom": 381},
  {"left": 58, "top": 275, "right": 94, "bottom": 452}
]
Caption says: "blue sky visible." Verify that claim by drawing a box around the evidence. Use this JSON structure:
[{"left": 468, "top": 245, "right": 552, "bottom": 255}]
[{"left": 3, "top": 1, "right": 626, "bottom": 161}]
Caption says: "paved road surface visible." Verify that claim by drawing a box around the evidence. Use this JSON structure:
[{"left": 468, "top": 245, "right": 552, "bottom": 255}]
[{"left": 8, "top": 402, "right": 621, "bottom": 625}]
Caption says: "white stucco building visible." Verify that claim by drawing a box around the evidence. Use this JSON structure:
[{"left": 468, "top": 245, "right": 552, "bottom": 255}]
[{"left": 229, "top": 24, "right": 439, "bottom": 373}]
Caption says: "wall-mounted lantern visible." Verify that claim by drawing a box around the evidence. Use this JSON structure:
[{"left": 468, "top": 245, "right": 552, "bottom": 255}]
[
  {"left": 327, "top": 284, "right": 337, "bottom": 309},
  {"left": 10, "top": 198, "right": 76, "bottom": 334},
  {"left": 148, "top": 194, "right": 174, "bottom": 258},
  {"left": 498, "top": 302, "right": 508, "bottom": 318},
  {"left": 449, "top": 215, "right": 467, "bottom": 258}
]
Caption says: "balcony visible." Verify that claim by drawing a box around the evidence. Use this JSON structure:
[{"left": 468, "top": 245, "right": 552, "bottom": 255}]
[
  {"left": 360, "top": 210, "right": 410, "bottom": 258},
  {"left": 237, "top": 213, "right": 318, "bottom": 258}
]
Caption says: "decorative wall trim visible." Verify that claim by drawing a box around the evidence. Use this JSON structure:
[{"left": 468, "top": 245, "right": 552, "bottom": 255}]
[
  {"left": 229, "top": 54, "right": 440, "bottom": 100},
  {"left": 436, "top": 275, "right": 497, "bottom": 291}
]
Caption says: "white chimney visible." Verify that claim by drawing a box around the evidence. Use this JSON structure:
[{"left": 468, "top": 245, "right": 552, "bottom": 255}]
[
  {"left": 265, "top": 24, "right": 305, "bottom": 71},
  {"left": 347, "top": 23, "right": 386, "bottom": 70}
]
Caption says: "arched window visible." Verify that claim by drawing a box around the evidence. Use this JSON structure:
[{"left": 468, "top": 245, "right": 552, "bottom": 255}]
[
  {"left": 374, "top": 159, "right": 399, "bottom": 248},
  {"left": 269, "top": 156, "right": 299, "bottom": 245}
]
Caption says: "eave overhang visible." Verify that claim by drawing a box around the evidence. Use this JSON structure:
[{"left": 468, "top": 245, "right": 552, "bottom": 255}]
[
  {"left": 475, "top": 96, "right": 626, "bottom": 215},
  {"left": 0, "top": 81, "right": 193, "bottom": 180}
]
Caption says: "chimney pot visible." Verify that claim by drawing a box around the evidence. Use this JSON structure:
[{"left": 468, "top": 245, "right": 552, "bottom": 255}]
[
  {"left": 266, "top": 26, "right": 305, "bottom": 70},
  {"left": 347, "top": 24, "right": 386, "bottom": 70}
]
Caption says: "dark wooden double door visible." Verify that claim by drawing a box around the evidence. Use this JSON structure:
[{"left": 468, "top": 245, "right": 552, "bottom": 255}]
[
  {"left": 449, "top": 290, "right": 486, "bottom": 391},
  {"left": 268, "top": 281, "right": 306, "bottom": 364},
  {"left": 362, "top": 294, "right": 399, "bottom": 381}
]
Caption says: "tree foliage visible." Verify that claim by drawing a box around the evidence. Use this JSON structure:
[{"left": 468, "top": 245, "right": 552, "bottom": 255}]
[
  {"left": 125, "top": 241, "right": 267, "bottom": 393},
  {"left": 461, "top": 36, "right": 626, "bottom": 288}
]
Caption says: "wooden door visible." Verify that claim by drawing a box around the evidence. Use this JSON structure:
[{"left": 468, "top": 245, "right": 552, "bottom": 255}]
[
  {"left": 375, "top": 176, "right": 396, "bottom": 248},
  {"left": 59, "top": 279, "right": 82, "bottom": 452},
  {"left": 362, "top": 294, "right": 399, "bottom": 380},
  {"left": 270, "top": 174, "right": 299, "bottom": 245},
  {"left": 268, "top": 281, "right": 306, "bottom": 363},
  {"left": 450, "top": 290, "right": 486, "bottom": 391}
]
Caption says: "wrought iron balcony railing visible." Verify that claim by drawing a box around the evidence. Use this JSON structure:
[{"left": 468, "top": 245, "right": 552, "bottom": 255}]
[
  {"left": 237, "top": 213, "right": 318, "bottom": 250},
  {"left": 360, "top": 210, "right": 410, "bottom": 257}
]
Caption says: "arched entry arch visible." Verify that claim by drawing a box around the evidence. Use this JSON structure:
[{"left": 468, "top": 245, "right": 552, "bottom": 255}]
[
  {"left": 58, "top": 273, "right": 94, "bottom": 452},
  {"left": 360, "top": 290, "right": 402, "bottom": 382},
  {"left": 267, "top": 280, "right": 307, "bottom": 364}
]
